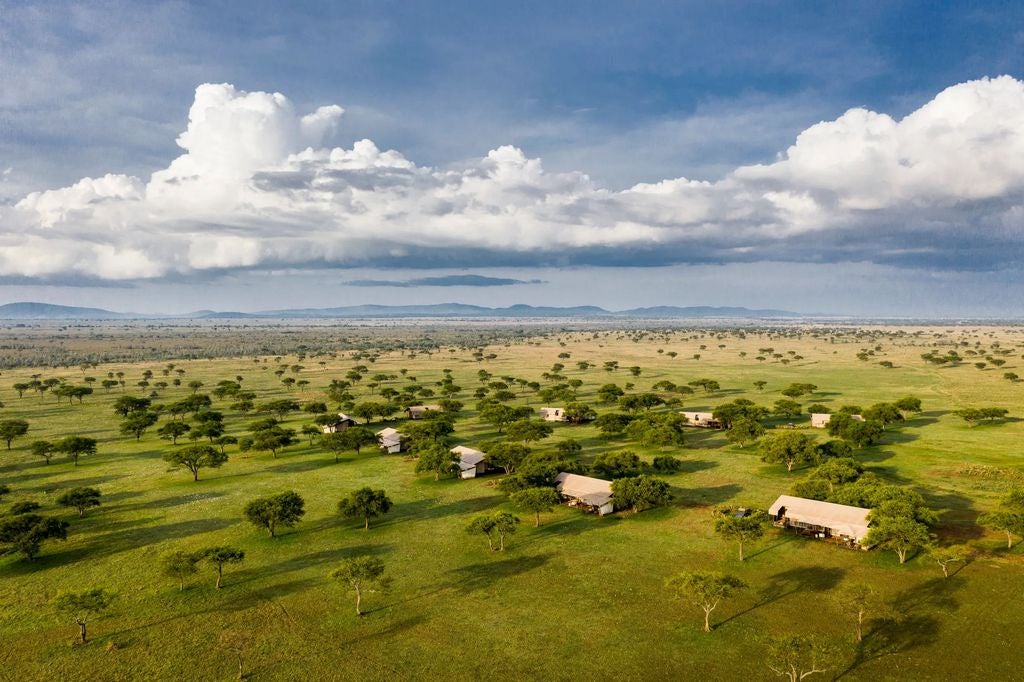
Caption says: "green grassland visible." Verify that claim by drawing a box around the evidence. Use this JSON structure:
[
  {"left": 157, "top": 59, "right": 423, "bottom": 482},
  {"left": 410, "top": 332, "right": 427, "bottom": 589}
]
[{"left": 1, "top": 324, "right": 1023, "bottom": 680}]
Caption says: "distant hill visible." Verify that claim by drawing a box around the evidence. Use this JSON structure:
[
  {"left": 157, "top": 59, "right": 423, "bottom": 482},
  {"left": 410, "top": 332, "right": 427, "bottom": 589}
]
[
  {"left": 0, "top": 302, "right": 137, "bottom": 320},
  {"left": 0, "top": 301, "right": 815, "bottom": 320},
  {"left": 252, "top": 303, "right": 808, "bottom": 319}
]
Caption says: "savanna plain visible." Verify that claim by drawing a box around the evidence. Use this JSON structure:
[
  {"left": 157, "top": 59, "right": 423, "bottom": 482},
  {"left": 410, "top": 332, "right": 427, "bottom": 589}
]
[{"left": 0, "top": 321, "right": 1022, "bottom": 681}]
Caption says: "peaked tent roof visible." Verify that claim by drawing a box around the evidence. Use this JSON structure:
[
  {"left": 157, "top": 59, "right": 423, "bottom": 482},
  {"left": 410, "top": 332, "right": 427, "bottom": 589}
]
[
  {"left": 555, "top": 472, "right": 613, "bottom": 507},
  {"left": 769, "top": 495, "right": 871, "bottom": 542}
]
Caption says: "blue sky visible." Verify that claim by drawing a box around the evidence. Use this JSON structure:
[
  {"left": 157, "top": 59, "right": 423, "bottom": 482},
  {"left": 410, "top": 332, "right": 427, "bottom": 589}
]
[{"left": 2, "top": 1, "right": 1024, "bottom": 315}]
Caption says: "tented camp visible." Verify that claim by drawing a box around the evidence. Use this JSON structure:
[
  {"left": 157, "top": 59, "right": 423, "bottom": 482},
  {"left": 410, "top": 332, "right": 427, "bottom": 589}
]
[
  {"left": 555, "top": 472, "right": 614, "bottom": 516},
  {"left": 321, "top": 413, "right": 357, "bottom": 434},
  {"left": 451, "top": 445, "right": 487, "bottom": 479},
  {"left": 680, "top": 411, "right": 722, "bottom": 429},
  {"left": 406, "top": 405, "right": 441, "bottom": 420},
  {"left": 539, "top": 407, "right": 566, "bottom": 422},
  {"left": 376, "top": 427, "right": 405, "bottom": 454},
  {"left": 768, "top": 495, "right": 871, "bottom": 548},
  {"left": 810, "top": 413, "right": 864, "bottom": 428}
]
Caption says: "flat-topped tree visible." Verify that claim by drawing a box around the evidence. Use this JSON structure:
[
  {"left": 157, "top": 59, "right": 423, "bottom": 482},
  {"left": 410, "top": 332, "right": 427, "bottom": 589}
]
[
  {"left": 199, "top": 546, "right": 245, "bottom": 588},
  {"left": 55, "top": 436, "right": 97, "bottom": 466},
  {"left": 57, "top": 487, "right": 102, "bottom": 517},
  {"left": 714, "top": 509, "right": 769, "bottom": 561},
  {"left": 158, "top": 421, "right": 191, "bottom": 444},
  {"left": 759, "top": 431, "right": 818, "bottom": 472},
  {"left": 666, "top": 571, "right": 746, "bottom": 633},
  {"left": 330, "top": 556, "right": 388, "bottom": 616},
  {"left": 510, "top": 487, "right": 561, "bottom": 527},
  {"left": 243, "top": 491, "right": 305, "bottom": 537},
  {"left": 162, "top": 550, "right": 200, "bottom": 591},
  {"left": 53, "top": 588, "right": 114, "bottom": 644},
  {"left": 338, "top": 487, "right": 393, "bottom": 529},
  {"left": 0, "top": 514, "right": 69, "bottom": 560},
  {"left": 0, "top": 419, "right": 29, "bottom": 450},
  {"left": 163, "top": 444, "right": 228, "bottom": 481},
  {"left": 30, "top": 440, "right": 55, "bottom": 464}
]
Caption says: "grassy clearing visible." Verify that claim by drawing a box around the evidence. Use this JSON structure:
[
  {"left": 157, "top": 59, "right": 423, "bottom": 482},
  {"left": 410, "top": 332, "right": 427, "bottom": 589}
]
[{"left": 1, "top": 324, "right": 1023, "bottom": 680}]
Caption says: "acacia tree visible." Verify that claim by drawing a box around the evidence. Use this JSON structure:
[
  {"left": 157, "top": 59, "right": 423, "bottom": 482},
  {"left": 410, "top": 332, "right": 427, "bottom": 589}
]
[
  {"left": 330, "top": 556, "right": 388, "bottom": 616},
  {"left": 157, "top": 421, "right": 191, "bottom": 445},
  {"left": 57, "top": 487, "right": 102, "bottom": 517},
  {"left": 926, "top": 544, "right": 971, "bottom": 578},
  {"left": 0, "top": 419, "right": 29, "bottom": 449},
  {"left": 714, "top": 510, "right": 769, "bottom": 561},
  {"left": 466, "top": 512, "right": 520, "bottom": 551},
  {"left": 979, "top": 488, "right": 1024, "bottom": 549},
  {"left": 53, "top": 588, "right": 114, "bottom": 644},
  {"left": 833, "top": 583, "right": 876, "bottom": 642},
  {"left": 414, "top": 443, "right": 458, "bottom": 480},
  {"left": 867, "top": 515, "right": 932, "bottom": 564},
  {"left": 510, "top": 487, "right": 561, "bottom": 527},
  {"left": 726, "top": 418, "right": 765, "bottom": 447},
  {"left": 611, "top": 475, "right": 672, "bottom": 512},
  {"left": 765, "top": 634, "right": 836, "bottom": 682},
  {"left": 119, "top": 411, "right": 159, "bottom": 440},
  {"left": 759, "top": 431, "right": 818, "bottom": 472},
  {"left": 0, "top": 514, "right": 68, "bottom": 560},
  {"left": 665, "top": 571, "right": 746, "bottom": 633},
  {"left": 162, "top": 550, "right": 200, "bottom": 591},
  {"left": 163, "top": 444, "right": 228, "bottom": 481},
  {"left": 337, "top": 487, "right": 393, "bottom": 529},
  {"left": 30, "top": 440, "right": 55, "bottom": 464},
  {"left": 199, "top": 546, "right": 245, "bottom": 588},
  {"left": 243, "top": 491, "right": 306, "bottom": 537}
]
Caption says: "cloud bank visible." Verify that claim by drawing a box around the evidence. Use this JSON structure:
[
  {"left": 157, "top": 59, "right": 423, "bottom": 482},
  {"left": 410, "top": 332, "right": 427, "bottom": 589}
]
[
  {"left": 7, "top": 77, "right": 1024, "bottom": 282},
  {"left": 346, "top": 274, "right": 545, "bottom": 288}
]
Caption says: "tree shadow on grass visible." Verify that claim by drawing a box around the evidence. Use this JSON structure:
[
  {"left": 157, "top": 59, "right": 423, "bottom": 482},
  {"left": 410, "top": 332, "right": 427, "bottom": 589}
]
[
  {"left": 516, "top": 512, "right": 614, "bottom": 548},
  {"left": 837, "top": 577, "right": 962, "bottom": 677},
  {"left": 109, "top": 490, "right": 226, "bottom": 513},
  {"left": 675, "top": 459, "right": 718, "bottom": 474},
  {"left": 718, "top": 565, "right": 846, "bottom": 627},
  {"left": 438, "top": 552, "right": 553, "bottom": 594},
  {"left": 371, "top": 495, "right": 501, "bottom": 530},
  {"left": 7, "top": 516, "right": 238, "bottom": 572},
  {"left": 232, "top": 544, "right": 394, "bottom": 588},
  {"left": 743, "top": 535, "right": 797, "bottom": 560},
  {"left": 674, "top": 483, "right": 743, "bottom": 508},
  {"left": 264, "top": 457, "right": 338, "bottom": 474},
  {"left": 31, "top": 474, "right": 125, "bottom": 493}
]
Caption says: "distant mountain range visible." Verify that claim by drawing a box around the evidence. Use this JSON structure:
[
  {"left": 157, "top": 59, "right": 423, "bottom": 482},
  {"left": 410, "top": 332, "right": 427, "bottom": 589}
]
[{"left": 0, "top": 301, "right": 814, "bottom": 320}]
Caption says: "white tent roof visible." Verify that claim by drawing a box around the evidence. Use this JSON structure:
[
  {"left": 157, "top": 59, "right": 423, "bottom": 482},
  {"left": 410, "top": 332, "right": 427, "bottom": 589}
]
[
  {"left": 555, "top": 472, "right": 613, "bottom": 507},
  {"left": 769, "top": 495, "right": 871, "bottom": 541},
  {"left": 451, "top": 445, "right": 485, "bottom": 470},
  {"left": 376, "top": 427, "right": 404, "bottom": 446}
]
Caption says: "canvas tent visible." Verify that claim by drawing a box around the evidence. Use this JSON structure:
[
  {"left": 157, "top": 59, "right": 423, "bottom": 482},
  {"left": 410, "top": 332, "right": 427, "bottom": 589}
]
[
  {"left": 376, "top": 427, "right": 405, "bottom": 454},
  {"left": 539, "top": 407, "right": 566, "bottom": 422},
  {"left": 768, "top": 494, "right": 871, "bottom": 547},
  {"left": 321, "top": 413, "right": 357, "bottom": 434},
  {"left": 451, "top": 445, "right": 487, "bottom": 479},
  {"left": 555, "top": 472, "right": 614, "bottom": 516}
]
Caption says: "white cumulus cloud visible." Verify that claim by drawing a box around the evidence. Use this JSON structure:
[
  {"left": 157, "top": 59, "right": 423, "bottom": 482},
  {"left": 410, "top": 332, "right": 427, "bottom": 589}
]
[{"left": 7, "top": 76, "right": 1024, "bottom": 282}]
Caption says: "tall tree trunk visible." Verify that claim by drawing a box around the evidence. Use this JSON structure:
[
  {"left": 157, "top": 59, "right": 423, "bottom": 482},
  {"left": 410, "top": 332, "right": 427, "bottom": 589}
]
[
  {"left": 1007, "top": 530, "right": 1014, "bottom": 549},
  {"left": 216, "top": 565, "right": 223, "bottom": 589},
  {"left": 856, "top": 609, "right": 864, "bottom": 642},
  {"left": 78, "top": 620, "right": 87, "bottom": 643},
  {"left": 535, "top": 511, "right": 540, "bottom": 528},
  {"left": 364, "top": 517, "right": 370, "bottom": 530},
  {"left": 355, "top": 586, "right": 362, "bottom": 616},
  {"left": 738, "top": 540, "right": 745, "bottom": 562},
  {"left": 703, "top": 608, "right": 712, "bottom": 633},
  {"left": 897, "top": 548, "right": 907, "bottom": 564}
]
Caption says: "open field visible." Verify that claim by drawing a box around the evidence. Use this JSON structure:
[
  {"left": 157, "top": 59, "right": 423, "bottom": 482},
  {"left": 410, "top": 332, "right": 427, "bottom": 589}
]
[{"left": 1, "top": 323, "right": 1023, "bottom": 680}]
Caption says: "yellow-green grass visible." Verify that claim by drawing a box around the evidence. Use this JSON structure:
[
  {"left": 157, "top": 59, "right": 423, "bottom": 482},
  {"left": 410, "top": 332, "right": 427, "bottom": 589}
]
[{"left": 0, "top": 325, "right": 1023, "bottom": 680}]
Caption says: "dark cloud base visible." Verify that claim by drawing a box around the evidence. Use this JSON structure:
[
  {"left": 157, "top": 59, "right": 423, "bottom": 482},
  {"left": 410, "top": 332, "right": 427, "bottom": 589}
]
[{"left": 344, "top": 274, "right": 546, "bottom": 287}]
